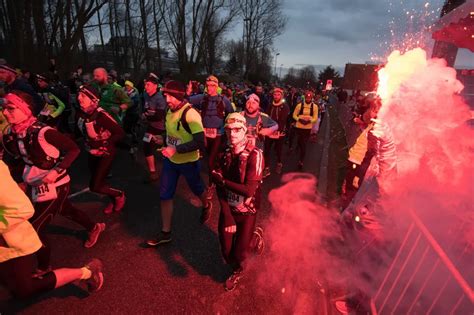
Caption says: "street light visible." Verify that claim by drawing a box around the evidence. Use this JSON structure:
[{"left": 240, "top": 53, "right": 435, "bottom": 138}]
[
  {"left": 274, "top": 52, "right": 280, "bottom": 78},
  {"left": 279, "top": 64, "right": 283, "bottom": 79}
]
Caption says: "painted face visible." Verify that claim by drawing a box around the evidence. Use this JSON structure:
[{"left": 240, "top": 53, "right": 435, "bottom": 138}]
[
  {"left": 226, "top": 126, "right": 247, "bottom": 146},
  {"left": 78, "top": 91, "right": 97, "bottom": 113},
  {"left": 145, "top": 81, "right": 158, "bottom": 96},
  {"left": 245, "top": 98, "right": 259, "bottom": 114},
  {"left": 2, "top": 101, "right": 30, "bottom": 125}
]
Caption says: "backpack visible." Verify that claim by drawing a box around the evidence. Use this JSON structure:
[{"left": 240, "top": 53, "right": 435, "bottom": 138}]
[
  {"left": 201, "top": 95, "right": 225, "bottom": 119},
  {"left": 176, "top": 105, "right": 192, "bottom": 134},
  {"left": 299, "top": 102, "right": 315, "bottom": 117}
]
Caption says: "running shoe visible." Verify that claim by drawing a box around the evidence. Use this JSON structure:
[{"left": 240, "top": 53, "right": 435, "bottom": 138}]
[
  {"left": 84, "top": 258, "right": 104, "bottom": 292},
  {"left": 225, "top": 269, "right": 243, "bottom": 291},
  {"left": 275, "top": 162, "right": 283, "bottom": 174},
  {"left": 253, "top": 226, "right": 265, "bottom": 255},
  {"left": 84, "top": 223, "right": 106, "bottom": 248},
  {"left": 200, "top": 201, "right": 213, "bottom": 224},
  {"left": 114, "top": 192, "right": 126, "bottom": 212},
  {"left": 145, "top": 231, "right": 172, "bottom": 246},
  {"left": 263, "top": 167, "right": 271, "bottom": 178}
]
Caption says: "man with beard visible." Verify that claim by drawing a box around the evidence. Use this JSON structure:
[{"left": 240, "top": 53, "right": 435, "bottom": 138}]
[
  {"left": 211, "top": 112, "right": 264, "bottom": 291},
  {"left": 263, "top": 87, "right": 290, "bottom": 177},
  {"left": 142, "top": 73, "right": 167, "bottom": 183},
  {"left": 91, "top": 67, "right": 131, "bottom": 124}
]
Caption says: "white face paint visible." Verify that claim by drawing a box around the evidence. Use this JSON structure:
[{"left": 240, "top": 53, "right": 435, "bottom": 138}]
[{"left": 226, "top": 126, "right": 247, "bottom": 148}]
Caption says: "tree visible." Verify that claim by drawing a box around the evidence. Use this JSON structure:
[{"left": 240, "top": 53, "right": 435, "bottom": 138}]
[
  {"left": 318, "top": 65, "right": 341, "bottom": 85},
  {"left": 238, "top": 0, "right": 287, "bottom": 79},
  {"left": 298, "top": 65, "right": 317, "bottom": 87},
  {"left": 158, "top": 0, "right": 238, "bottom": 77}
]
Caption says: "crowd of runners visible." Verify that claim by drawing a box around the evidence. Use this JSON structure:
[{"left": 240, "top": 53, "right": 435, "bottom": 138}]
[{"left": 0, "top": 62, "right": 392, "bottom": 309}]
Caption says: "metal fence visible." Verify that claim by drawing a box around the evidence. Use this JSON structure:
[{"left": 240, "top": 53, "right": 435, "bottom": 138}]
[{"left": 370, "top": 209, "right": 473, "bottom": 315}]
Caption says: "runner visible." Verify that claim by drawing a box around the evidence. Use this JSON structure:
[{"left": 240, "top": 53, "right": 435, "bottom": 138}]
[
  {"left": 91, "top": 67, "right": 131, "bottom": 124},
  {"left": 142, "top": 73, "right": 167, "bottom": 183},
  {"left": 292, "top": 90, "right": 319, "bottom": 170},
  {"left": 122, "top": 79, "right": 141, "bottom": 158},
  {"left": 1, "top": 91, "right": 106, "bottom": 274},
  {"left": 211, "top": 112, "right": 264, "bottom": 291},
  {"left": 187, "top": 75, "right": 234, "bottom": 199},
  {"left": 0, "top": 160, "right": 104, "bottom": 299},
  {"left": 35, "top": 73, "right": 65, "bottom": 128},
  {"left": 241, "top": 93, "right": 278, "bottom": 150},
  {"left": 146, "top": 80, "right": 212, "bottom": 246},
  {"left": 76, "top": 85, "right": 126, "bottom": 215},
  {"left": 263, "top": 87, "right": 290, "bottom": 177}
]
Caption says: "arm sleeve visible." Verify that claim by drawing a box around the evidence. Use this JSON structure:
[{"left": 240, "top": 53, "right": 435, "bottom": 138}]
[
  {"left": 176, "top": 131, "right": 205, "bottom": 153},
  {"left": 262, "top": 114, "right": 278, "bottom": 131},
  {"left": 43, "top": 129, "right": 80, "bottom": 169},
  {"left": 114, "top": 88, "right": 132, "bottom": 109},
  {"left": 98, "top": 113, "right": 125, "bottom": 145},
  {"left": 293, "top": 103, "right": 301, "bottom": 121},
  {"left": 49, "top": 93, "right": 65, "bottom": 118}
]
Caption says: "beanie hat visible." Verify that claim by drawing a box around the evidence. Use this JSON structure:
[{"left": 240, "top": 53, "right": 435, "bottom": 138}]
[
  {"left": 124, "top": 80, "right": 134, "bottom": 88},
  {"left": 273, "top": 87, "right": 284, "bottom": 94},
  {"left": 247, "top": 93, "right": 260, "bottom": 104},
  {"left": 161, "top": 80, "right": 186, "bottom": 101},
  {"left": 0, "top": 64, "right": 17, "bottom": 75},
  {"left": 78, "top": 85, "right": 100, "bottom": 102},
  {"left": 4, "top": 92, "right": 34, "bottom": 116},
  {"left": 145, "top": 72, "right": 160, "bottom": 85},
  {"left": 36, "top": 73, "right": 53, "bottom": 83}
]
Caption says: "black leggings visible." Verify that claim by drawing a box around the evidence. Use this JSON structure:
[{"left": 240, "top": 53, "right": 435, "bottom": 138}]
[
  {"left": 264, "top": 137, "right": 284, "bottom": 166},
  {"left": 31, "top": 183, "right": 95, "bottom": 270},
  {"left": 296, "top": 128, "right": 311, "bottom": 162},
  {"left": 206, "top": 135, "right": 223, "bottom": 182},
  {"left": 218, "top": 211, "right": 256, "bottom": 270},
  {"left": 0, "top": 253, "right": 56, "bottom": 299},
  {"left": 88, "top": 151, "right": 122, "bottom": 200}
]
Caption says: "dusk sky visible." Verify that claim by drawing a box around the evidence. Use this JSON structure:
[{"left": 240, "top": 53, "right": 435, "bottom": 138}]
[{"left": 236, "top": 0, "right": 473, "bottom": 71}]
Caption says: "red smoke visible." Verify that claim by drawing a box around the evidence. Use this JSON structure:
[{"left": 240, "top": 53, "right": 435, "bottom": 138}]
[{"left": 259, "top": 48, "right": 474, "bottom": 312}]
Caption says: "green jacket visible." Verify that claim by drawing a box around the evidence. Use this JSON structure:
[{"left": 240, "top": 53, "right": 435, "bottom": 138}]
[{"left": 92, "top": 82, "right": 132, "bottom": 124}]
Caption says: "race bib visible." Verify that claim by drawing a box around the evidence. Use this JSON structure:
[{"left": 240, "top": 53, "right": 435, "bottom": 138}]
[
  {"left": 32, "top": 183, "right": 58, "bottom": 203},
  {"left": 227, "top": 191, "right": 245, "bottom": 207},
  {"left": 143, "top": 133, "right": 153, "bottom": 143},
  {"left": 246, "top": 135, "right": 257, "bottom": 147},
  {"left": 166, "top": 135, "right": 181, "bottom": 148},
  {"left": 204, "top": 128, "right": 217, "bottom": 139}
]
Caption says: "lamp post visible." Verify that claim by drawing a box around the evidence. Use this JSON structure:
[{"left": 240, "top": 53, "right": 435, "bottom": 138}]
[
  {"left": 274, "top": 52, "right": 280, "bottom": 78},
  {"left": 279, "top": 63, "right": 283, "bottom": 79}
]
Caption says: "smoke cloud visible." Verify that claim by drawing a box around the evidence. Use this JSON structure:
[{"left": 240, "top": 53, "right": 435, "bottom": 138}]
[{"left": 258, "top": 48, "right": 473, "bottom": 313}]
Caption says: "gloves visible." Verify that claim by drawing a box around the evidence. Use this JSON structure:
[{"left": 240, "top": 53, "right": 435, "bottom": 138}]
[
  {"left": 298, "top": 118, "right": 310, "bottom": 125},
  {"left": 211, "top": 170, "right": 225, "bottom": 187}
]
